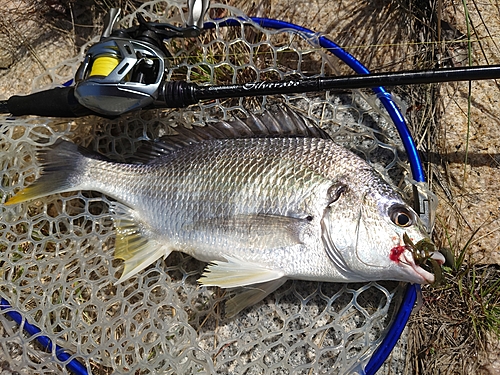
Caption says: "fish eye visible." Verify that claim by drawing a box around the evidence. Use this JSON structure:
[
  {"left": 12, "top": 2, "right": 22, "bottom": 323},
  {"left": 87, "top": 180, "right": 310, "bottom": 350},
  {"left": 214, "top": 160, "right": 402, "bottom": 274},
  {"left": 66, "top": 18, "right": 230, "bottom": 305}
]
[{"left": 389, "top": 205, "right": 413, "bottom": 227}]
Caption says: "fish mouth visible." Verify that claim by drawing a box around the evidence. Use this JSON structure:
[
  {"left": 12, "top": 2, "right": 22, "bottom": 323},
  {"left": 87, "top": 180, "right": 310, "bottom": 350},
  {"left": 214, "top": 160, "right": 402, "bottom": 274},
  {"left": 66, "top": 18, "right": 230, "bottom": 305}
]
[{"left": 400, "top": 249, "right": 445, "bottom": 284}]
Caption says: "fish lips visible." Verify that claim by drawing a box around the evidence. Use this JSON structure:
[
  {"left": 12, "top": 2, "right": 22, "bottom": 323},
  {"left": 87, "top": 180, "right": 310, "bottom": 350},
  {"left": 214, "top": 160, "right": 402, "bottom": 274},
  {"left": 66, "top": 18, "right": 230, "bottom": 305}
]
[{"left": 399, "top": 248, "right": 445, "bottom": 284}]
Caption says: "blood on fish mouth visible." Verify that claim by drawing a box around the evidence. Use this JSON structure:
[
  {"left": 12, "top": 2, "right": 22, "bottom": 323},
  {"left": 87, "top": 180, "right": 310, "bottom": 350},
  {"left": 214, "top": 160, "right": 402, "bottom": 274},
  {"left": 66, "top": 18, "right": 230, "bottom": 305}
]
[{"left": 389, "top": 245, "right": 406, "bottom": 262}]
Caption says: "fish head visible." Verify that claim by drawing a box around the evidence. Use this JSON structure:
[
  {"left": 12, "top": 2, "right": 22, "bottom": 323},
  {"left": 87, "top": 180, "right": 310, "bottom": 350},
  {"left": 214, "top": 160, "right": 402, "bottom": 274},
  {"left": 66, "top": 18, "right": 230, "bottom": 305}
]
[
  {"left": 376, "top": 196, "right": 445, "bottom": 285},
  {"left": 321, "top": 180, "right": 445, "bottom": 285}
]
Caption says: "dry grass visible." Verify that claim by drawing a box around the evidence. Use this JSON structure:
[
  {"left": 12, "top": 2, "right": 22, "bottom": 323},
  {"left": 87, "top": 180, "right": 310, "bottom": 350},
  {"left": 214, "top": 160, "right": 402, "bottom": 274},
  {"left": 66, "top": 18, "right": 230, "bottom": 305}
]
[
  {"left": 395, "top": 1, "right": 500, "bottom": 374},
  {"left": 407, "top": 256, "right": 500, "bottom": 374}
]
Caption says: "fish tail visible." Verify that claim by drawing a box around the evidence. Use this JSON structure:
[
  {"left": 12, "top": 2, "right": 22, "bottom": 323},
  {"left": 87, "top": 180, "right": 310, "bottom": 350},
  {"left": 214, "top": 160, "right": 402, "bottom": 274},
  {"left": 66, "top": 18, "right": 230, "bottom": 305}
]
[{"left": 5, "top": 139, "right": 96, "bottom": 205}]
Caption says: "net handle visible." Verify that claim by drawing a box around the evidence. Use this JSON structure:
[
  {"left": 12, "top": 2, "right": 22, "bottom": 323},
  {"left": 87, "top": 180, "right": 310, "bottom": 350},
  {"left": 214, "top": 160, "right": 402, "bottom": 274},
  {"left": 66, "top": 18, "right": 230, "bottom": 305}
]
[{"left": 203, "top": 17, "right": 422, "bottom": 375}]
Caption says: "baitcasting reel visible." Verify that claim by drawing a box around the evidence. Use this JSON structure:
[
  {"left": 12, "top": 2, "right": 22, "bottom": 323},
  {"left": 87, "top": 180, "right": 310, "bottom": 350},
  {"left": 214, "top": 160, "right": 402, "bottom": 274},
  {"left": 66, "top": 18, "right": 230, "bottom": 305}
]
[
  {"left": 0, "top": 1, "right": 210, "bottom": 118},
  {"left": 74, "top": 3, "right": 207, "bottom": 116}
]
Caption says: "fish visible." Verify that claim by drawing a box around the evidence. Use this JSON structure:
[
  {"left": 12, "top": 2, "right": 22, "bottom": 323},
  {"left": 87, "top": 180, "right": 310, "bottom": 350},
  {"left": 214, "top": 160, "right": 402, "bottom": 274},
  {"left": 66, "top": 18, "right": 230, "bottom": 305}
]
[{"left": 5, "top": 107, "right": 445, "bottom": 316}]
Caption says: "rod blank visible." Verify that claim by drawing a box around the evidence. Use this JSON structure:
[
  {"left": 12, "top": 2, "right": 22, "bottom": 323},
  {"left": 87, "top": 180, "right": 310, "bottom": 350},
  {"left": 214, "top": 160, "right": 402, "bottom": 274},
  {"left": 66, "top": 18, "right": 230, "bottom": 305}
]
[{"left": 192, "top": 65, "right": 500, "bottom": 102}]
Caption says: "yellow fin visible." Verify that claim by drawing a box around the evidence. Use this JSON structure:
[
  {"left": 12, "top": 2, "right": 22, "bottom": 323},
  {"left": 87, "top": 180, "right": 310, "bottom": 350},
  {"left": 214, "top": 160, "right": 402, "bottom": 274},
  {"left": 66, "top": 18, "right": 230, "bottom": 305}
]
[
  {"left": 112, "top": 205, "right": 170, "bottom": 283},
  {"left": 5, "top": 140, "right": 88, "bottom": 205},
  {"left": 225, "top": 279, "right": 287, "bottom": 317},
  {"left": 199, "top": 255, "right": 284, "bottom": 289},
  {"left": 5, "top": 185, "right": 46, "bottom": 205}
]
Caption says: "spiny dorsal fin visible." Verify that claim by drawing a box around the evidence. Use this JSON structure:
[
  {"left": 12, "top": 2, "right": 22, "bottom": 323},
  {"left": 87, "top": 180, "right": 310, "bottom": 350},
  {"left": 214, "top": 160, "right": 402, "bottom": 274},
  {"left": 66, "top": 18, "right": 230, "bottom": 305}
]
[{"left": 134, "top": 106, "right": 330, "bottom": 162}]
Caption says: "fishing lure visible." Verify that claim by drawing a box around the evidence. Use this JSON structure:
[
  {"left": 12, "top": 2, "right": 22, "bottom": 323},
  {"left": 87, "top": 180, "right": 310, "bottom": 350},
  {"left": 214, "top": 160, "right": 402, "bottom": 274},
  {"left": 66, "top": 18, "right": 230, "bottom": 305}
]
[{"left": 404, "top": 232, "right": 443, "bottom": 286}]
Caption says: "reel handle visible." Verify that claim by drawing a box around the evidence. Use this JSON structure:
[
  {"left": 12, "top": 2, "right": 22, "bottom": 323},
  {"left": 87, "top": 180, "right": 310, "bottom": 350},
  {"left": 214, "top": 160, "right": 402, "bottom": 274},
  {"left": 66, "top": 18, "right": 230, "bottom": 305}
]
[{"left": 101, "top": 8, "right": 121, "bottom": 39}]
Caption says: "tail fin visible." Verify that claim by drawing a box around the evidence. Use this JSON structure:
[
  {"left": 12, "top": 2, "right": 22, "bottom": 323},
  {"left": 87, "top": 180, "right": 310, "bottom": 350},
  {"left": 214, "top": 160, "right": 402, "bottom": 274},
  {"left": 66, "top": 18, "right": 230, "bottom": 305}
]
[{"left": 5, "top": 139, "right": 94, "bottom": 205}]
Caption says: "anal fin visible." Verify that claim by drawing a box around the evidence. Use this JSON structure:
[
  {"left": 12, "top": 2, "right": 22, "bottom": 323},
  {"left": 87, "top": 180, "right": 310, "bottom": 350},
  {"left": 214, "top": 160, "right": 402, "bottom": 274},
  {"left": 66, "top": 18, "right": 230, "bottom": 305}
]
[{"left": 198, "top": 255, "right": 284, "bottom": 288}]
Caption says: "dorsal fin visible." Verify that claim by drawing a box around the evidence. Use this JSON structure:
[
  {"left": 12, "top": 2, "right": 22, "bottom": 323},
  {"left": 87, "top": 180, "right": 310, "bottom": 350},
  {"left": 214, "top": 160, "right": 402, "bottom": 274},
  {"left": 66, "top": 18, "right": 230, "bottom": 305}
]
[{"left": 133, "top": 106, "right": 330, "bottom": 162}]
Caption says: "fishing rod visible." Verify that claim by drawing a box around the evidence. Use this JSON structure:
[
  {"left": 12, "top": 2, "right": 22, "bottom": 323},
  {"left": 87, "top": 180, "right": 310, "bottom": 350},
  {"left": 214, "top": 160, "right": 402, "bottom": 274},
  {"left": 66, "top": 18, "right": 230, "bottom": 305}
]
[
  {"left": 1, "top": 8, "right": 500, "bottom": 118},
  {"left": 3, "top": 63, "right": 500, "bottom": 118}
]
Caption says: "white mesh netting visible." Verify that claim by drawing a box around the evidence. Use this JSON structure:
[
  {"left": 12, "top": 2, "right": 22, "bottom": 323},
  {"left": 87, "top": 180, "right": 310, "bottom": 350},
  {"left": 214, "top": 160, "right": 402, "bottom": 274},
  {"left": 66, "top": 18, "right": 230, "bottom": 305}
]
[{"left": 0, "top": 1, "right": 412, "bottom": 374}]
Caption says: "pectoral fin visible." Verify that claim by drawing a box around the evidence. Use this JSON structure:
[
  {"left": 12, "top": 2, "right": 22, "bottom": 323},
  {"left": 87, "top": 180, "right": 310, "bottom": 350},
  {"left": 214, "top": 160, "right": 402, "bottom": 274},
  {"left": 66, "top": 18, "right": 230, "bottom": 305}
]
[
  {"left": 185, "top": 214, "right": 310, "bottom": 249},
  {"left": 199, "top": 255, "right": 284, "bottom": 288},
  {"left": 112, "top": 203, "right": 170, "bottom": 283}
]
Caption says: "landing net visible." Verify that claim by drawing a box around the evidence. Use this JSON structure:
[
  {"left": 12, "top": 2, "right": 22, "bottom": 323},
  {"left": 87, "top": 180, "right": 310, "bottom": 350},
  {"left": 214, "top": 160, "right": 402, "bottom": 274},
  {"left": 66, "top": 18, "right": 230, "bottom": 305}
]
[{"left": 0, "top": 1, "right": 414, "bottom": 373}]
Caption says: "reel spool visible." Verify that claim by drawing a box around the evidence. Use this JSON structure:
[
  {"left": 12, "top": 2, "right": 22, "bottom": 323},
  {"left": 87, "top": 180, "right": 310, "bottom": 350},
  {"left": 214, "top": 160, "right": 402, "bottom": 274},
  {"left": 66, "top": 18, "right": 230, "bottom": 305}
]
[{"left": 87, "top": 56, "right": 120, "bottom": 78}]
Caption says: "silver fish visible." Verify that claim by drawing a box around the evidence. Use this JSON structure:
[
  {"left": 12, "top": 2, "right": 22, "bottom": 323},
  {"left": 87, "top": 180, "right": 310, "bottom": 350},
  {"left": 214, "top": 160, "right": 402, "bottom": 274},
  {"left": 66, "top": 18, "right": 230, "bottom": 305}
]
[{"left": 5, "top": 108, "right": 444, "bottom": 316}]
